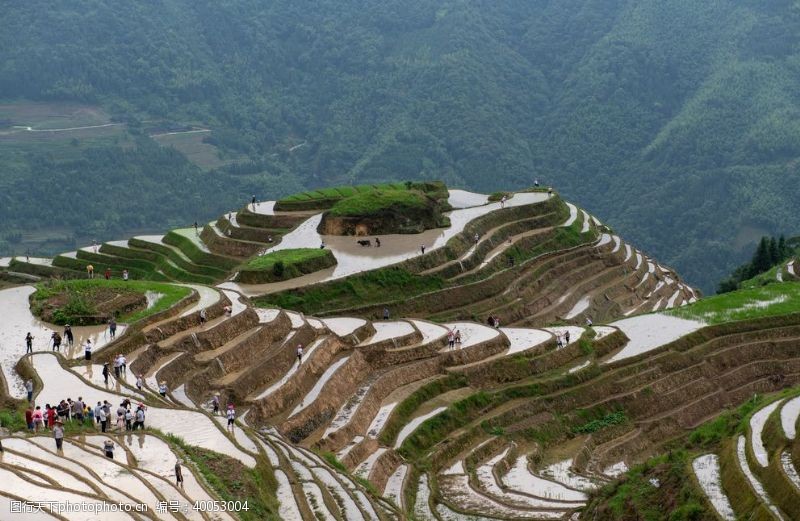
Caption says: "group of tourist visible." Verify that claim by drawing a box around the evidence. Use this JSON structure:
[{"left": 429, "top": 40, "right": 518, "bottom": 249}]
[
  {"left": 24, "top": 396, "right": 149, "bottom": 451},
  {"left": 86, "top": 264, "right": 129, "bottom": 280},
  {"left": 446, "top": 328, "right": 463, "bottom": 349},
  {"left": 24, "top": 318, "right": 121, "bottom": 357}
]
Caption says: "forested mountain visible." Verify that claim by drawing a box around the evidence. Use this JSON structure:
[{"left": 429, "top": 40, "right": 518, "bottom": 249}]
[{"left": 2, "top": 0, "right": 800, "bottom": 291}]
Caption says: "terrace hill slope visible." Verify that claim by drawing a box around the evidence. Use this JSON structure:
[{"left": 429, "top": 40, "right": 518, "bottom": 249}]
[{"left": 0, "top": 182, "right": 798, "bottom": 519}]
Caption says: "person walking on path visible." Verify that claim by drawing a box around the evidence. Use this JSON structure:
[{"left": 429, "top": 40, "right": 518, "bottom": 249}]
[
  {"left": 296, "top": 344, "right": 304, "bottom": 365},
  {"left": 120, "top": 354, "right": 127, "bottom": 374},
  {"left": 32, "top": 406, "right": 44, "bottom": 432},
  {"left": 122, "top": 269, "right": 129, "bottom": 281},
  {"left": 53, "top": 420, "right": 64, "bottom": 451},
  {"left": 175, "top": 460, "right": 184, "bottom": 489},
  {"left": 158, "top": 382, "right": 168, "bottom": 398},
  {"left": 109, "top": 317, "right": 117, "bottom": 340},
  {"left": 447, "top": 329, "right": 455, "bottom": 349},
  {"left": 125, "top": 407, "right": 133, "bottom": 431},
  {"left": 64, "top": 325, "right": 74, "bottom": 347},
  {"left": 199, "top": 308, "right": 207, "bottom": 326},
  {"left": 51, "top": 331, "right": 62, "bottom": 352},
  {"left": 226, "top": 404, "right": 236, "bottom": 433},
  {"left": 133, "top": 405, "right": 145, "bottom": 430},
  {"left": 25, "top": 407, "right": 34, "bottom": 430},
  {"left": 104, "top": 267, "right": 111, "bottom": 280},
  {"left": 211, "top": 393, "right": 220, "bottom": 415},
  {"left": 375, "top": 237, "right": 381, "bottom": 247},
  {"left": 113, "top": 356, "right": 121, "bottom": 379},
  {"left": 25, "top": 332, "right": 33, "bottom": 354},
  {"left": 135, "top": 374, "right": 143, "bottom": 391},
  {"left": 383, "top": 307, "right": 390, "bottom": 320},
  {"left": 500, "top": 195, "right": 507, "bottom": 208},
  {"left": 102, "top": 363, "right": 110, "bottom": 385},
  {"left": 251, "top": 195, "right": 257, "bottom": 210},
  {"left": 25, "top": 379, "right": 34, "bottom": 402},
  {"left": 86, "top": 264, "right": 94, "bottom": 279},
  {"left": 46, "top": 404, "right": 56, "bottom": 429},
  {"left": 103, "top": 439, "right": 115, "bottom": 459},
  {"left": 116, "top": 404, "right": 126, "bottom": 431},
  {"left": 565, "top": 330, "right": 571, "bottom": 344},
  {"left": 454, "top": 329, "right": 462, "bottom": 348},
  {"left": 420, "top": 244, "right": 426, "bottom": 255},
  {"left": 84, "top": 339, "right": 92, "bottom": 361},
  {"left": 98, "top": 404, "right": 108, "bottom": 433}
]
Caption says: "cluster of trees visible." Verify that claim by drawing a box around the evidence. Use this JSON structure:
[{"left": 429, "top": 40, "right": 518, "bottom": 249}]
[
  {"left": 718, "top": 236, "right": 793, "bottom": 293},
  {"left": 2, "top": 1, "right": 800, "bottom": 290}
]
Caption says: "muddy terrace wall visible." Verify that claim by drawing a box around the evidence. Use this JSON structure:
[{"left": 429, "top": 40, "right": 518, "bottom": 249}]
[
  {"left": 235, "top": 207, "right": 309, "bottom": 229},
  {"left": 319, "top": 357, "right": 443, "bottom": 453},
  {"left": 459, "top": 330, "right": 626, "bottom": 387},
  {"left": 216, "top": 215, "right": 282, "bottom": 244},
  {"left": 226, "top": 322, "right": 319, "bottom": 402},
  {"left": 282, "top": 350, "right": 372, "bottom": 443},
  {"left": 94, "top": 289, "right": 201, "bottom": 363},
  {"left": 200, "top": 225, "right": 263, "bottom": 258}
]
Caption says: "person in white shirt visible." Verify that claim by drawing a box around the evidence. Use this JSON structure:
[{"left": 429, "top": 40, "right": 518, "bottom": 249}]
[{"left": 226, "top": 404, "right": 236, "bottom": 433}]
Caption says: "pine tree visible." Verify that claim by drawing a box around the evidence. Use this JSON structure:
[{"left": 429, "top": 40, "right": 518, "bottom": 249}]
[
  {"left": 749, "top": 237, "right": 771, "bottom": 277},
  {"left": 769, "top": 237, "right": 780, "bottom": 265},
  {"left": 778, "top": 235, "right": 787, "bottom": 260}
]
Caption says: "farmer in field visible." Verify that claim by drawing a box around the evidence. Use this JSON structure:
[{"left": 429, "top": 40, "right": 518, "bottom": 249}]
[
  {"left": 64, "top": 324, "right": 74, "bottom": 346},
  {"left": 226, "top": 403, "right": 236, "bottom": 433},
  {"left": 175, "top": 460, "right": 184, "bottom": 489},
  {"left": 109, "top": 317, "right": 117, "bottom": 340}
]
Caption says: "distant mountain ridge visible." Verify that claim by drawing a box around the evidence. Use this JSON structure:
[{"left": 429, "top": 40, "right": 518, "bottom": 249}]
[{"left": 2, "top": 0, "right": 800, "bottom": 291}]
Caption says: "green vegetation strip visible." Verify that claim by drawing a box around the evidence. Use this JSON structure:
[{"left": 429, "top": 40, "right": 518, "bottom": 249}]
[
  {"left": 237, "top": 248, "right": 336, "bottom": 283},
  {"left": 164, "top": 434, "right": 280, "bottom": 521},
  {"left": 30, "top": 279, "right": 191, "bottom": 325},
  {"left": 668, "top": 282, "right": 800, "bottom": 324},
  {"left": 328, "top": 188, "right": 429, "bottom": 217}
]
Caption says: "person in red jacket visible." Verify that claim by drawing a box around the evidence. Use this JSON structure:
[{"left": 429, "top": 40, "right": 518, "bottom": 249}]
[{"left": 25, "top": 407, "right": 34, "bottom": 431}]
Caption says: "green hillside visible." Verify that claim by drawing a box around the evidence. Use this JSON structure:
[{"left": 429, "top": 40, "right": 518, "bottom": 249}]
[{"left": 2, "top": 1, "right": 800, "bottom": 291}]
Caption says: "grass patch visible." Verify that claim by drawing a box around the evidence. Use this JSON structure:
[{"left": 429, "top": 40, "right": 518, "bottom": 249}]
[
  {"left": 30, "top": 279, "right": 191, "bottom": 325},
  {"left": 572, "top": 410, "right": 627, "bottom": 434},
  {"left": 237, "top": 248, "right": 336, "bottom": 283},
  {"left": 244, "top": 248, "right": 331, "bottom": 270},
  {"left": 256, "top": 267, "right": 445, "bottom": 314},
  {"left": 328, "top": 188, "right": 429, "bottom": 217},
  {"left": 667, "top": 282, "right": 800, "bottom": 324},
  {"left": 164, "top": 433, "right": 280, "bottom": 521},
  {"left": 379, "top": 375, "right": 468, "bottom": 446},
  {"left": 0, "top": 408, "right": 26, "bottom": 432}
]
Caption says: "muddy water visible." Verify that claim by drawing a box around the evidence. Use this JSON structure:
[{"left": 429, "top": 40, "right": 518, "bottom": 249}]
[
  {"left": 500, "top": 328, "right": 551, "bottom": 355},
  {"left": 0, "top": 467, "right": 135, "bottom": 521},
  {"left": 443, "top": 322, "right": 499, "bottom": 349},
  {"left": 448, "top": 189, "right": 489, "bottom": 209},
  {"left": 321, "top": 317, "right": 365, "bottom": 337},
  {"left": 0, "top": 286, "right": 123, "bottom": 397},
  {"left": 605, "top": 314, "right": 705, "bottom": 363}
]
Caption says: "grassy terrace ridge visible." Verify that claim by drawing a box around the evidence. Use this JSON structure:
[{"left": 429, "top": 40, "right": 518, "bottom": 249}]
[
  {"left": 256, "top": 195, "right": 569, "bottom": 314},
  {"left": 585, "top": 388, "right": 800, "bottom": 520},
  {"left": 274, "top": 180, "right": 448, "bottom": 211},
  {"left": 236, "top": 248, "right": 336, "bottom": 284},
  {"left": 327, "top": 188, "right": 430, "bottom": 217},
  {"left": 668, "top": 282, "right": 800, "bottom": 324},
  {"left": 29, "top": 279, "right": 191, "bottom": 325}
]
